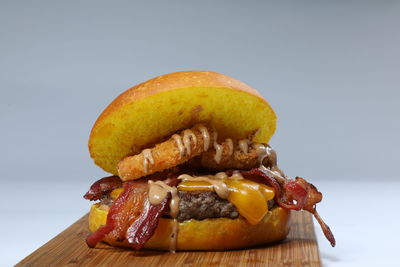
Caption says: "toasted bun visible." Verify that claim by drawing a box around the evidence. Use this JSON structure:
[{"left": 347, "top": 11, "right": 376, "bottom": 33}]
[
  {"left": 89, "top": 71, "right": 277, "bottom": 174},
  {"left": 89, "top": 204, "right": 290, "bottom": 251}
]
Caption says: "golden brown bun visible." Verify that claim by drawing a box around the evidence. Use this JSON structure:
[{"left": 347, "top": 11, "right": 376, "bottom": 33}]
[
  {"left": 89, "top": 71, "right": 277, "bottom": 175},
  {"left": 89, "top": 204, "right": 290, "bottom": 251}
]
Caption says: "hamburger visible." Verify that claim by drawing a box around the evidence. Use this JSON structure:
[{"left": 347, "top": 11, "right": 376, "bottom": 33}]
[{"left": 84, "top": 71, "right": 335, "bottom": 251}]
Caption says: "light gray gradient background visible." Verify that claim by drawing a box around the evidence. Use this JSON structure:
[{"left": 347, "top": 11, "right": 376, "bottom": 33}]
[{"left": 1, "top": 1, "right": 399, "bottom": 266}]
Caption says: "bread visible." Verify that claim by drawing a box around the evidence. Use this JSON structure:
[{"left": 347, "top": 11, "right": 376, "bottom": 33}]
[
  {"left": 89, "top": 71, "right": 277, "bottom": 175},
  {"left": 89, "top": 203, "right": 290, "bottom": 250}
]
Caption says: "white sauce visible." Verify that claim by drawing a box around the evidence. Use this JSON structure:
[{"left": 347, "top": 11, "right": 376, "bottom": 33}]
[
  {"left": 170, "top": 219, "right": 179, "bottom": 253},
  {"left": 213, "top": 142, "right": 223, "bottom": 164},
  {"left": 252, "top": 143, "right": 268, "bottom": 164},
  {"left": 230, "top": 170, "right": 244, "bottom": 180},
  {"left": 173, "top": 126, "right": 209, "bottom": 159},
  {"left": 148, "top": 180, "right": 180, "bottom": 253},
  {"left": 178, "top": 172, "right": 244, "bottom": 199},
  {"left": 213, "top": 132, "right": 223, "bottom": 164},
  {"left": 265, "top": 145, "right": 278, "bottom": 166},
  {"left": 225, "top": 138, "right": 234, "bottom": 155},
  {"left": 172, "top": 134, "right": 185, "bottom": 159},
  {"left": 215, "top": 172, "right": 228, "bottom": 179},
  {"left": 238, "top": 139, "right": 250, "bottom": 154},
  {"left": 196, "top": 124, "right": 210, "bottom": 151},
  {"left": 182, "top": 129, "right": 197, "bottom": 156},
  {"left": 178, "top": 174, "right": 228, "bottom": 199},
  {"left": 142, "top": 149, "right": 154, "bottom": 173},
  {"left": 260, "top": 165, "right": 286, "bottom": 183},
  {"left": 148, "top": 180, "right": 179, "bottom": 218}
]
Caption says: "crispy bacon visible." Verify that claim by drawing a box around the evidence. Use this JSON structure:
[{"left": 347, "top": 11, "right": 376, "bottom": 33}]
[
  {"left": 241, "top": 167, "right": 336, "bottom": 247},
  {"left": 126, "top": 177, "right": 180, "bottom": 250},
  {"left": 86, "top": 222, "right": 114, "bottom": 248},
  {"left": 86, "top": 180, "right": 148, "bottom": 247},
  {"left": 83, "top": 176, "right": 122, "bottom": 201},
  {"left": 85, "top": 172, "right": 180, "bottom": 248},
  {"left": 126, "top": 198, "right": 169, "bottom": 250}
]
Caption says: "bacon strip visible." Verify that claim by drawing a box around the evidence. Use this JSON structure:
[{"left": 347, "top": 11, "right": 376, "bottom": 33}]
[
  {"left": 126, "top": 198, "right": 169, "bottom": 250},
  {"left": 241, "top": 167, "right": 336, "bottom": 247},
  {"left": 85, "top": 172, "right": 180, "bottom": 248},
  {"left": 86, "top": 222, "right": 114, "bottom": 248},
  {"left": 126, "top": 176, "right": 180, "bottom": 250},
  {"left": 86, "top": 180, "right": 148, "bottom": 247},
  {"left": 83, "top": 176, "right": 122, "bottom": 201}
]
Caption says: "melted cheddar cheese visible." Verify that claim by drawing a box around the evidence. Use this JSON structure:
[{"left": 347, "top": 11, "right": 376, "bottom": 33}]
[
  {"left": 177, "top": 179, "right": 274, "bottom": 225},
  {"left": 110, "top": 188, "right": 123, "bottom": 200}
]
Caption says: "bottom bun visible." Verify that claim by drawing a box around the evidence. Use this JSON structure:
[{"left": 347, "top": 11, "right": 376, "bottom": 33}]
[{"left": 89, "top": 203, "right": 291, "bottom": 251}]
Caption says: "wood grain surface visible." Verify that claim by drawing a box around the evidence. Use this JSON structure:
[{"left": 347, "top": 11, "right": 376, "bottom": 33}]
[{"left": 16, "top": 211, "right": 321, "bottom": 267}]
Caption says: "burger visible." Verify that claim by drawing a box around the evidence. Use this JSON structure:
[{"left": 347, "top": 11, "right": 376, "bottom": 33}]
[{"left": 84, "top": 71, "right": 335, "bottom": 251}]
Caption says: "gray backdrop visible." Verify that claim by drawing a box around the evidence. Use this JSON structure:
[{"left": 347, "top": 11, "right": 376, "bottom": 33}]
[
  {"left": 2, "top": 0, "right": 399, "bottom": 182},
  {"left": 1, "top": 0, "right": 399, "bottom": 264}
]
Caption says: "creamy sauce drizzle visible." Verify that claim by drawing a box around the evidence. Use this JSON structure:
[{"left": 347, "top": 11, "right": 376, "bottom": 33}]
[
  {"left": 225, "top": 138, "right": 234, "bottom": 155},
  {"left": 215, "top": 172, "right": 228, "bottom": 179},
  {"left": 265, "top": 145, "right": 278, "bottom": 166},
  {"left": 173, "top": 125, "right": 211, "bottom": 159},
  {"left": 142, "top": 149, "right": 154, "bottom": 173},
  {"left": 238, "top": 139, "right": 250, "bottom": 154},
  {"left": 271, "top": 166, "right": 286, "bottom": 179},
  {"left": 148, "top": 180, "right": 180, "bottom": 253},
  {"left": 183, "top": 129, "right": 197, "bottom": 156},
  {"left": 252, "top": 142, "right": 284, "bottom": 180},
  {"left": 170, "top": 219, "right": 179, "bottom": 253},
  {"left": 148, "top": 180, "right": 179, "bottom": 218},
  {"left": 172, "top": 134, "right": 185, "bottom": 159},
  {"left": 260, "top": 163, "right": 286, "bottom": 184},
  {"left": 178, "top": 174, "right": 228, "bottom": 199},
  {"left": 231, "top": 170, "right": 244, "bottom": 180},
  {"left": 212, "top": 132, "right": 223, "bottom": 164},
  {"left": 213, "top": 143, "right": 223, "bottom": 164},
  {"left": 178, "top": 172, "right": 244, "bottom": 199},
  {"left": 196, "top": 124, "right": 210, "bottom": 151},
  {"left": 252, "top": 143, "right": 268, "bottom": 163}
]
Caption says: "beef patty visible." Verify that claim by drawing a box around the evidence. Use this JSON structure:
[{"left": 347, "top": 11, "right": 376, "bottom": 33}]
[
  {"left": 101, "top": 189, "right": 274, "bottom": 222},
  {"left": 175, "top": 190, "right": 275, "bottom": 222},
  {"left": 176, "top": 190, "right": 239, "bottom": 222}
]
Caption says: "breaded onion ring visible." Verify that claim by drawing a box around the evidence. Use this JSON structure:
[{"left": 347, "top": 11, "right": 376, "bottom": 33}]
[
  {"left": 185, "top": 141, "right": 279, "bottom": 172},
  {"left": 117, "top": 125, "right": 216, "bottom": 181},
  {"left": 199, "top": 141, "right": 267, "bottom": 170}
]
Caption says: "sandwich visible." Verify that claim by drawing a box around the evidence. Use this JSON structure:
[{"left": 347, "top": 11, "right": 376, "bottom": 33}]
[{"left": 84, "top": 71, "right": 335, "bottom": 251}]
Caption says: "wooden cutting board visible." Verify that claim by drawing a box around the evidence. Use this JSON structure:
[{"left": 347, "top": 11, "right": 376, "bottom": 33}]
[{"left": 16, "top": 211, "right": 321, "bottom": 266}]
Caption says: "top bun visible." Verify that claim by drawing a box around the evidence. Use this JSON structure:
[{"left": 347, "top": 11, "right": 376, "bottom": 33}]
[{"left": 89, "top": 71, "right": 277, "bottom": 175}]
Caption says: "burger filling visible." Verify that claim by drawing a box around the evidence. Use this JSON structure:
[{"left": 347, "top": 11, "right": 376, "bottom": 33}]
[
  {"left": 84, "top": 124, "right": 336, "bottom": 250},
  {"left": 97, "top": 189, "right": 275, "bottom": 222},
  {"left": 176, "top": 190, "right": 239, "bottom": 221}
]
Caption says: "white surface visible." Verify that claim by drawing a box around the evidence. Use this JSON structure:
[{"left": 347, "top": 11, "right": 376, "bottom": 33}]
[
  {"left": 2, "top": 179, "right": 398, "bottom": 266},
  {"left": 314, "top": 180, "right": 398, "bottom": 267}
]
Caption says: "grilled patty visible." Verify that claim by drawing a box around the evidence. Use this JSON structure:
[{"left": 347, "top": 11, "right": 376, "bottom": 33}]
[
  {"left": 176, "top": 190, "right": 239, "bottom": 222},
  {"left": 175, "top": 190, "right": 275, "bottom": 222}
]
